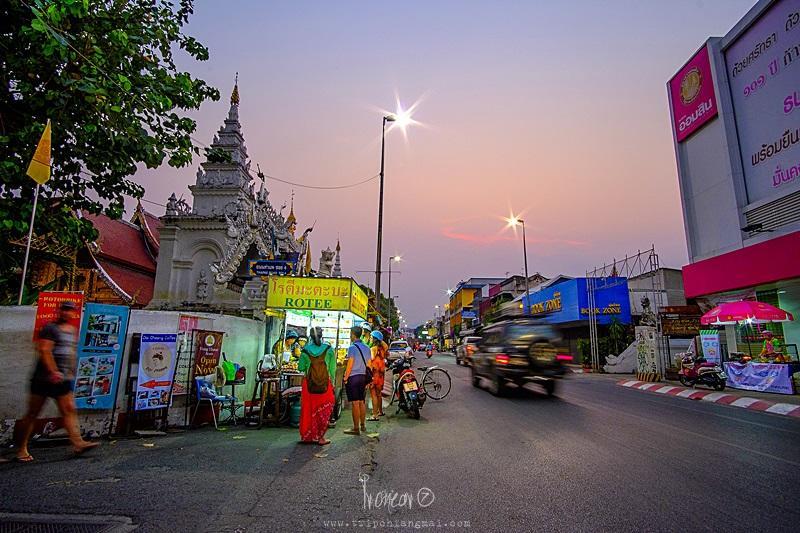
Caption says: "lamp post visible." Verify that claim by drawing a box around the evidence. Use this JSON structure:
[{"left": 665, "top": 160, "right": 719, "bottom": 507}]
[
  {"left": 374, "top": 114, "right": 396, "bottom": 312},
  {"left": 387, "top": 255, "right": 401, "bottom": 333},
  {"left": 507, "top": 216, "right": 530, "bottom": 315}
]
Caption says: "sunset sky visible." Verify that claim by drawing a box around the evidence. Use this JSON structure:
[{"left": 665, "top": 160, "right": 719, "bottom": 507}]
[{"left": 135, "top": 0, "right": 756, "bottom": 325}]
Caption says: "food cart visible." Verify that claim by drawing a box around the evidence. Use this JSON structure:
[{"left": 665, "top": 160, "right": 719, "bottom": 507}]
[
  {"left": 264, "top": 276, "right": 369, "bottom": 420},
  {"left": 701, "top": 300, "right": 798, "bottom": 395}
]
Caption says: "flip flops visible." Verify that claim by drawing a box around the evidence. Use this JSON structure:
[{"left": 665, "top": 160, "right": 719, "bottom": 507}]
[
  {"left": 15, "top": 454, "right": 34, "bottom": 463},
  {"left": 343, "top": 428, "right": 360, "bottom": 435},
  {"left": 366, "top": 416, "right": 380, "bottom": 421}
]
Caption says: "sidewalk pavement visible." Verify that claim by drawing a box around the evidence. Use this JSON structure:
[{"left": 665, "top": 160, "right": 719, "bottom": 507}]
[{"left": 617, "top": 379, "right": 800, "bottom": 418}]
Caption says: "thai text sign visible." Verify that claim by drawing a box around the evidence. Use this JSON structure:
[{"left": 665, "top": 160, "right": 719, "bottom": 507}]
[
  {"left": 669, "top": 45, "right": 718, "bottom": 142},
  {"left": 635, "top": 326, "right": 658, "bottom": 374},
  {"left": 724, "top": 362, "right": 794, "bottom": 394},
  {"left": 249, "top": 260, "right": 293, "bottom": 277},
  {"left": 136, "top": 334, "right": 179, "bottom": 410},
  {"left": 73, "top": 303, "right": 130, "bottom": 410},
  {"left": 266, "top": 276, "right": 367, "bottom": 318},
  {"left": 194, "top": 330, "right": 223, "bottom": 377},
  {"left": 725, "top": 0, "right": 800, "bottom": 202},
  {"left": 33, "top": 291, "right": 83, "bottom": 340}
]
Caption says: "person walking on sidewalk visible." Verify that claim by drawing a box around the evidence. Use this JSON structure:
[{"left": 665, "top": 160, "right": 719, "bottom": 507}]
[
  {"left": 343, "top": 326, "right": 372, "bottom": 435},
  {"left": 297, "top": 327, "right": 336, "bottom": 445},
  {"left": 16, "top": 301, "right": 99, "bottom": 462},
  {"left": 367, "top": 330, "right": 387, "bottom": 421}
]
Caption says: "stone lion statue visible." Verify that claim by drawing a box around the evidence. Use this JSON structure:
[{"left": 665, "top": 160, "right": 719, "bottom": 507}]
[{"left": 318, "top": 247, "right": 335, "bottom": 277}]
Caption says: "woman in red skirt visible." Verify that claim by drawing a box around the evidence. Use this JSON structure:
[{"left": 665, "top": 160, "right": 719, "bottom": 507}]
[{"left": 297, "top": 327, "right": 336, "bottom": 445}]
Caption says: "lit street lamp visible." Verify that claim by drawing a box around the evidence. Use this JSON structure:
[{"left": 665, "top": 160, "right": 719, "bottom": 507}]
[
  {"left": 374, "top": 103, "right": 416, "bottom": 315},
  {"left": 505, "top": 215, "right": 530, "bottom": 315}
]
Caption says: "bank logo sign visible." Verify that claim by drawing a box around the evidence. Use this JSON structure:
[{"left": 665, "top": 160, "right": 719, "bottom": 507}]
[{"left": 669, "top": 45, "right": 718, "bottom": 142}]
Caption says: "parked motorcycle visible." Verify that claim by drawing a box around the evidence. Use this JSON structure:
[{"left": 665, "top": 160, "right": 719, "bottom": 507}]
[
  {"left": 679, "top": 354, "right": 727, "bottom": 391},
  {"left": 390, "top": 355, "right": 425, "bottom": 419}
]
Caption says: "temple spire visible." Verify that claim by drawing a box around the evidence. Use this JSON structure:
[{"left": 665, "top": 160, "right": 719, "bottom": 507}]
[
  {"left": 230, "top": 72, "right": 240, "bottom": 105},
  {"left": 333, "top": 239, "right": 342, "bottom": 277}
]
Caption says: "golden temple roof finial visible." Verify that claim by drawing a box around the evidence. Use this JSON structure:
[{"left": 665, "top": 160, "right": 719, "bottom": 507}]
[
  {"left": 286, "top": 190, "right": 296, "bottom": 225},
  {"left": 230, "top": 72, "right": 240, "bottom": 105}
]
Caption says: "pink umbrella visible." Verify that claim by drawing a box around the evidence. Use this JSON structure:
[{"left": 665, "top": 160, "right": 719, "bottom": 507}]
[{"left": 700, "top": 300, "right": 794, "bottom": 325}]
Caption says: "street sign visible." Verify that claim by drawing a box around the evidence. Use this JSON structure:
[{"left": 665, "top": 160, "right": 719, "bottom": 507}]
[
  {"left": 249, "top": 260, "right": 293, "bottom": 277},
  {"left": 461, "top": 310, "right": 477, "bottom": 319}
]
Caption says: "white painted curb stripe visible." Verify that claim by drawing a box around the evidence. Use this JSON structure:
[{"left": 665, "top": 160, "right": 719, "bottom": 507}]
[
  {"left": 621, "top": 381, "right": 639, "bottom": 387},
  {"left": 730, "top": 397, "right": 760, "bottom": 408},
  {"left": 655, "top": 386, "right": 680, "bottom": 394},
  {"left": 701, "top": 392, "right": 729, "bottom": 403},
  {"left": 676, "top": 389, "right": 696, "bottom": 398},
  {"left": 765, "top": 403, "right": 800, "bottom": 415}
]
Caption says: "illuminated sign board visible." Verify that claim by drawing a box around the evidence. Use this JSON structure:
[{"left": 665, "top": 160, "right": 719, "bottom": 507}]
[{"left": 266, "top": 276, "right": 367, "bottom": 319}]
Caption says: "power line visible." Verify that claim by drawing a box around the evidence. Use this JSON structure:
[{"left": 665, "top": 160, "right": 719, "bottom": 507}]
[{"left": 259, "top": 171, "right": 380, "bottom": 190}]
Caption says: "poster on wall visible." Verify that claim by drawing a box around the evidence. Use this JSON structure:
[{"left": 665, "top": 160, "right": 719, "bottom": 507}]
[
  {"left": 700, "top": 330, "right": 721, "bottom": 363},
  {"left": 73, "top": 303, "right": 130, "bottom": 410},
  {"left": 635, "top": 326, "right": 658, "bottom": 374},
  {"left": 193, "top": 330, "right": 224, "bottom": 377},
  {"left": 724, "top": 0, "right": 800, "bottom": 203},
  {"left": 33, "top": 291, "right": 84, "bottom": 340},
  {"left": 135, "top": 334, "right": 178, "bottom": 411},
  {"left": 669, "top": 45, "right": 718, "bottom": 142},
  {"left": 172, "top": 315, "right": 199, "bottom": 395}
]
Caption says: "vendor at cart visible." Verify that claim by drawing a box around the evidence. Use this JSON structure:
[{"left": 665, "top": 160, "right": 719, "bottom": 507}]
[
  {"left": 759, "top": 331, "right": 787, "bottom": 363},
  {"left": 272, "top": 330, "right": 300, "bottom": 362}
]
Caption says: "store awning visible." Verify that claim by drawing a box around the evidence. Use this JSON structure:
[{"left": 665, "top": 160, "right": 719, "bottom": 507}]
[{"left": 683, "top": 231, "right": 800, "bottom": 298}]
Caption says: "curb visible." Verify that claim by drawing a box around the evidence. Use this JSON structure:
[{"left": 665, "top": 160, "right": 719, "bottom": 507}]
[{"left": 617, "top": 380, "right": 800, "bottom": 418}]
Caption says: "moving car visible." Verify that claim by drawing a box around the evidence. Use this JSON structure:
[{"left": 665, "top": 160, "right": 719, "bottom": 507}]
[
  {"left": 387, "top": 340, "right": 413, "bottom": 362},
  {"left": 455, "top": 336, "right": 481, "bottom": 366},
  {"left": 470, "top": 319, "right": 566, "bottom": 396}
]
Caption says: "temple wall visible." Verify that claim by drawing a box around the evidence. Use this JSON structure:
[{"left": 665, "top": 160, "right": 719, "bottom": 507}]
[{"left": 0, "top": 306, "right": 266, "bottom": 444}]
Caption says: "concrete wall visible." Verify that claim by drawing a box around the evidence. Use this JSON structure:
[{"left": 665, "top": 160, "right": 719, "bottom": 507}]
[{"left": 0, "top": 306, "right": 267, "bottom": 443}]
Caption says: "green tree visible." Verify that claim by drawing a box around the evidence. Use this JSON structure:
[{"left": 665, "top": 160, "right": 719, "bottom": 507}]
[
  {"left": 607, "top": 317, "right": 626, "bottom": 355},
  {"left": 0, "top": 0, "right": 219, "bottom": 298}
]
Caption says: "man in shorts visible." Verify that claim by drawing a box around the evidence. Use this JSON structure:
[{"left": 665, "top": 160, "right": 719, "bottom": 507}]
[
  {"left": 16, "top": 301, "right": 99, "bottom": 462},
  {"left": 343, "top": 326, "right": 372, "bottom": 435}
]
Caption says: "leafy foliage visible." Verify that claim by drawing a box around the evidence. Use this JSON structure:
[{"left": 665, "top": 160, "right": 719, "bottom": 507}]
[{"left": 0, "top": 0, "right": 219, "bottom": 297}]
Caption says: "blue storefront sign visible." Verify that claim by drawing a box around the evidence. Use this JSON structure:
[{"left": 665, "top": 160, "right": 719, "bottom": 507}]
[
  {"left": 461, "top": 310, "right": 477, "bottom": 319},
  {"left": 249, "top": 260, "right": 293, "bottom": 277},
  {"left": 522, "top": 277, "right": 631, "bottom": 325},
  {"left": 73, "top": 303, "right": 130, "bottom": 409}
]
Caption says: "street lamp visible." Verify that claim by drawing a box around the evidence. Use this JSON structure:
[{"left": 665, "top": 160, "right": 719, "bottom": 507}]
[
  {"left": 387, "top": 255, "right": 402, "bottom": 334},
  {"left": 505, "top": 215, "right": 530, "bottom": 315},
  {"left": 374, "top": 114, "right": 396, "bottom": 309}
]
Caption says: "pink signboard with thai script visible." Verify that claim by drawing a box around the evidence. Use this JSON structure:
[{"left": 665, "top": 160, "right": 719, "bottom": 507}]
[{"left": 669, "top": 46, "right": 718, "bottom": 142}]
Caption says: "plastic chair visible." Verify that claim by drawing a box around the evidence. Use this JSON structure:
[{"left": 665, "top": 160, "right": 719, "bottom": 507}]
[{"left": 191, "top": 377, "right": 227, "bottom": 429}]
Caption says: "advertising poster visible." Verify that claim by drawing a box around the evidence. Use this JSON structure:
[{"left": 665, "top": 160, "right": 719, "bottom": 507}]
[
  {"left": 669, "top": 45, "right": 718, "bottom": 142},
  {"left": 173, "top": 315, "right": 199, "bottom": 395},
  {"left": 135, "top": 334, "right": 179, "bottom": 411},
  {"left": 33, "top": 291, "right": 84, "bottom": 340},
  {"left": 725, "top": 0, "right": 800, "bottom": 203},
  {"left": 194, "top": 330, "right": 224, "bottom": 377},
  {"left": 700, "top": 330, "right": 721, "bottom": 363},
  {"left": 73, "top": 303, "right": 130, "bottom": 410},
  {"left": 724, "top": 362, "right": 794, "bottom": 394}
]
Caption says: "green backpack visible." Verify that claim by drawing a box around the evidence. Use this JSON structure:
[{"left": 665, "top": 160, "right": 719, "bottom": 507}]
[{"left": 305, "top": 347, "right": 330, "bottom": 394}]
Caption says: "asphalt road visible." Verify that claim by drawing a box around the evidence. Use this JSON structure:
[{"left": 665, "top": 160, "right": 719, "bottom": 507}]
[{"left": 1, "top": 352, "right": 799, "bottom": 532}]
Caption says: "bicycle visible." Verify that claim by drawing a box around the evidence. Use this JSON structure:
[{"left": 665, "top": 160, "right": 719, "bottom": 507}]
[{"left": 418, "top": 364, "right": 451, "bottom": 400}]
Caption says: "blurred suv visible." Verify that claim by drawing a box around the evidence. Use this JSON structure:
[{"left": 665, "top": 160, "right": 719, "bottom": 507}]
[
  {"left": 455, "top": 336, "right": 481, "bottom": 366},
  {"left": 470, "top": 319, "right": 567, "bottom": 396},
  {"left": 387, "top": 340, "right": 413, "bottom": 362}
]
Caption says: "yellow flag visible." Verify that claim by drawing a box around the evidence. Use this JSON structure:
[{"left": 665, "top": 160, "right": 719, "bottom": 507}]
[{"left": 26, "top": 119, "right": 52, "bottom": 185}]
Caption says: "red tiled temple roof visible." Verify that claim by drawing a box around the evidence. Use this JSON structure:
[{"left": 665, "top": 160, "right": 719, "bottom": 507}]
[{"left": 83, "top": 206, "right": 161, "bottom": 306}]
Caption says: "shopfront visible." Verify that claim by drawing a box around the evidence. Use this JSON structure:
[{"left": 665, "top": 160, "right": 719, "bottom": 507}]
[
  {"left": 266, "top": 276, "right": 368, "bottom": 366},
  {"left": 519, "top": 277, "right": 632, "bottom": 358},
  {"left": 684, "top": 231, "right": 800, "bottom": 394}
]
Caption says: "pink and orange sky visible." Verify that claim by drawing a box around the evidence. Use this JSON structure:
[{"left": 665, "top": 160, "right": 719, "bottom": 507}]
[{"left": 135, "top": 0, "right": 756, "bottom": 325}]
